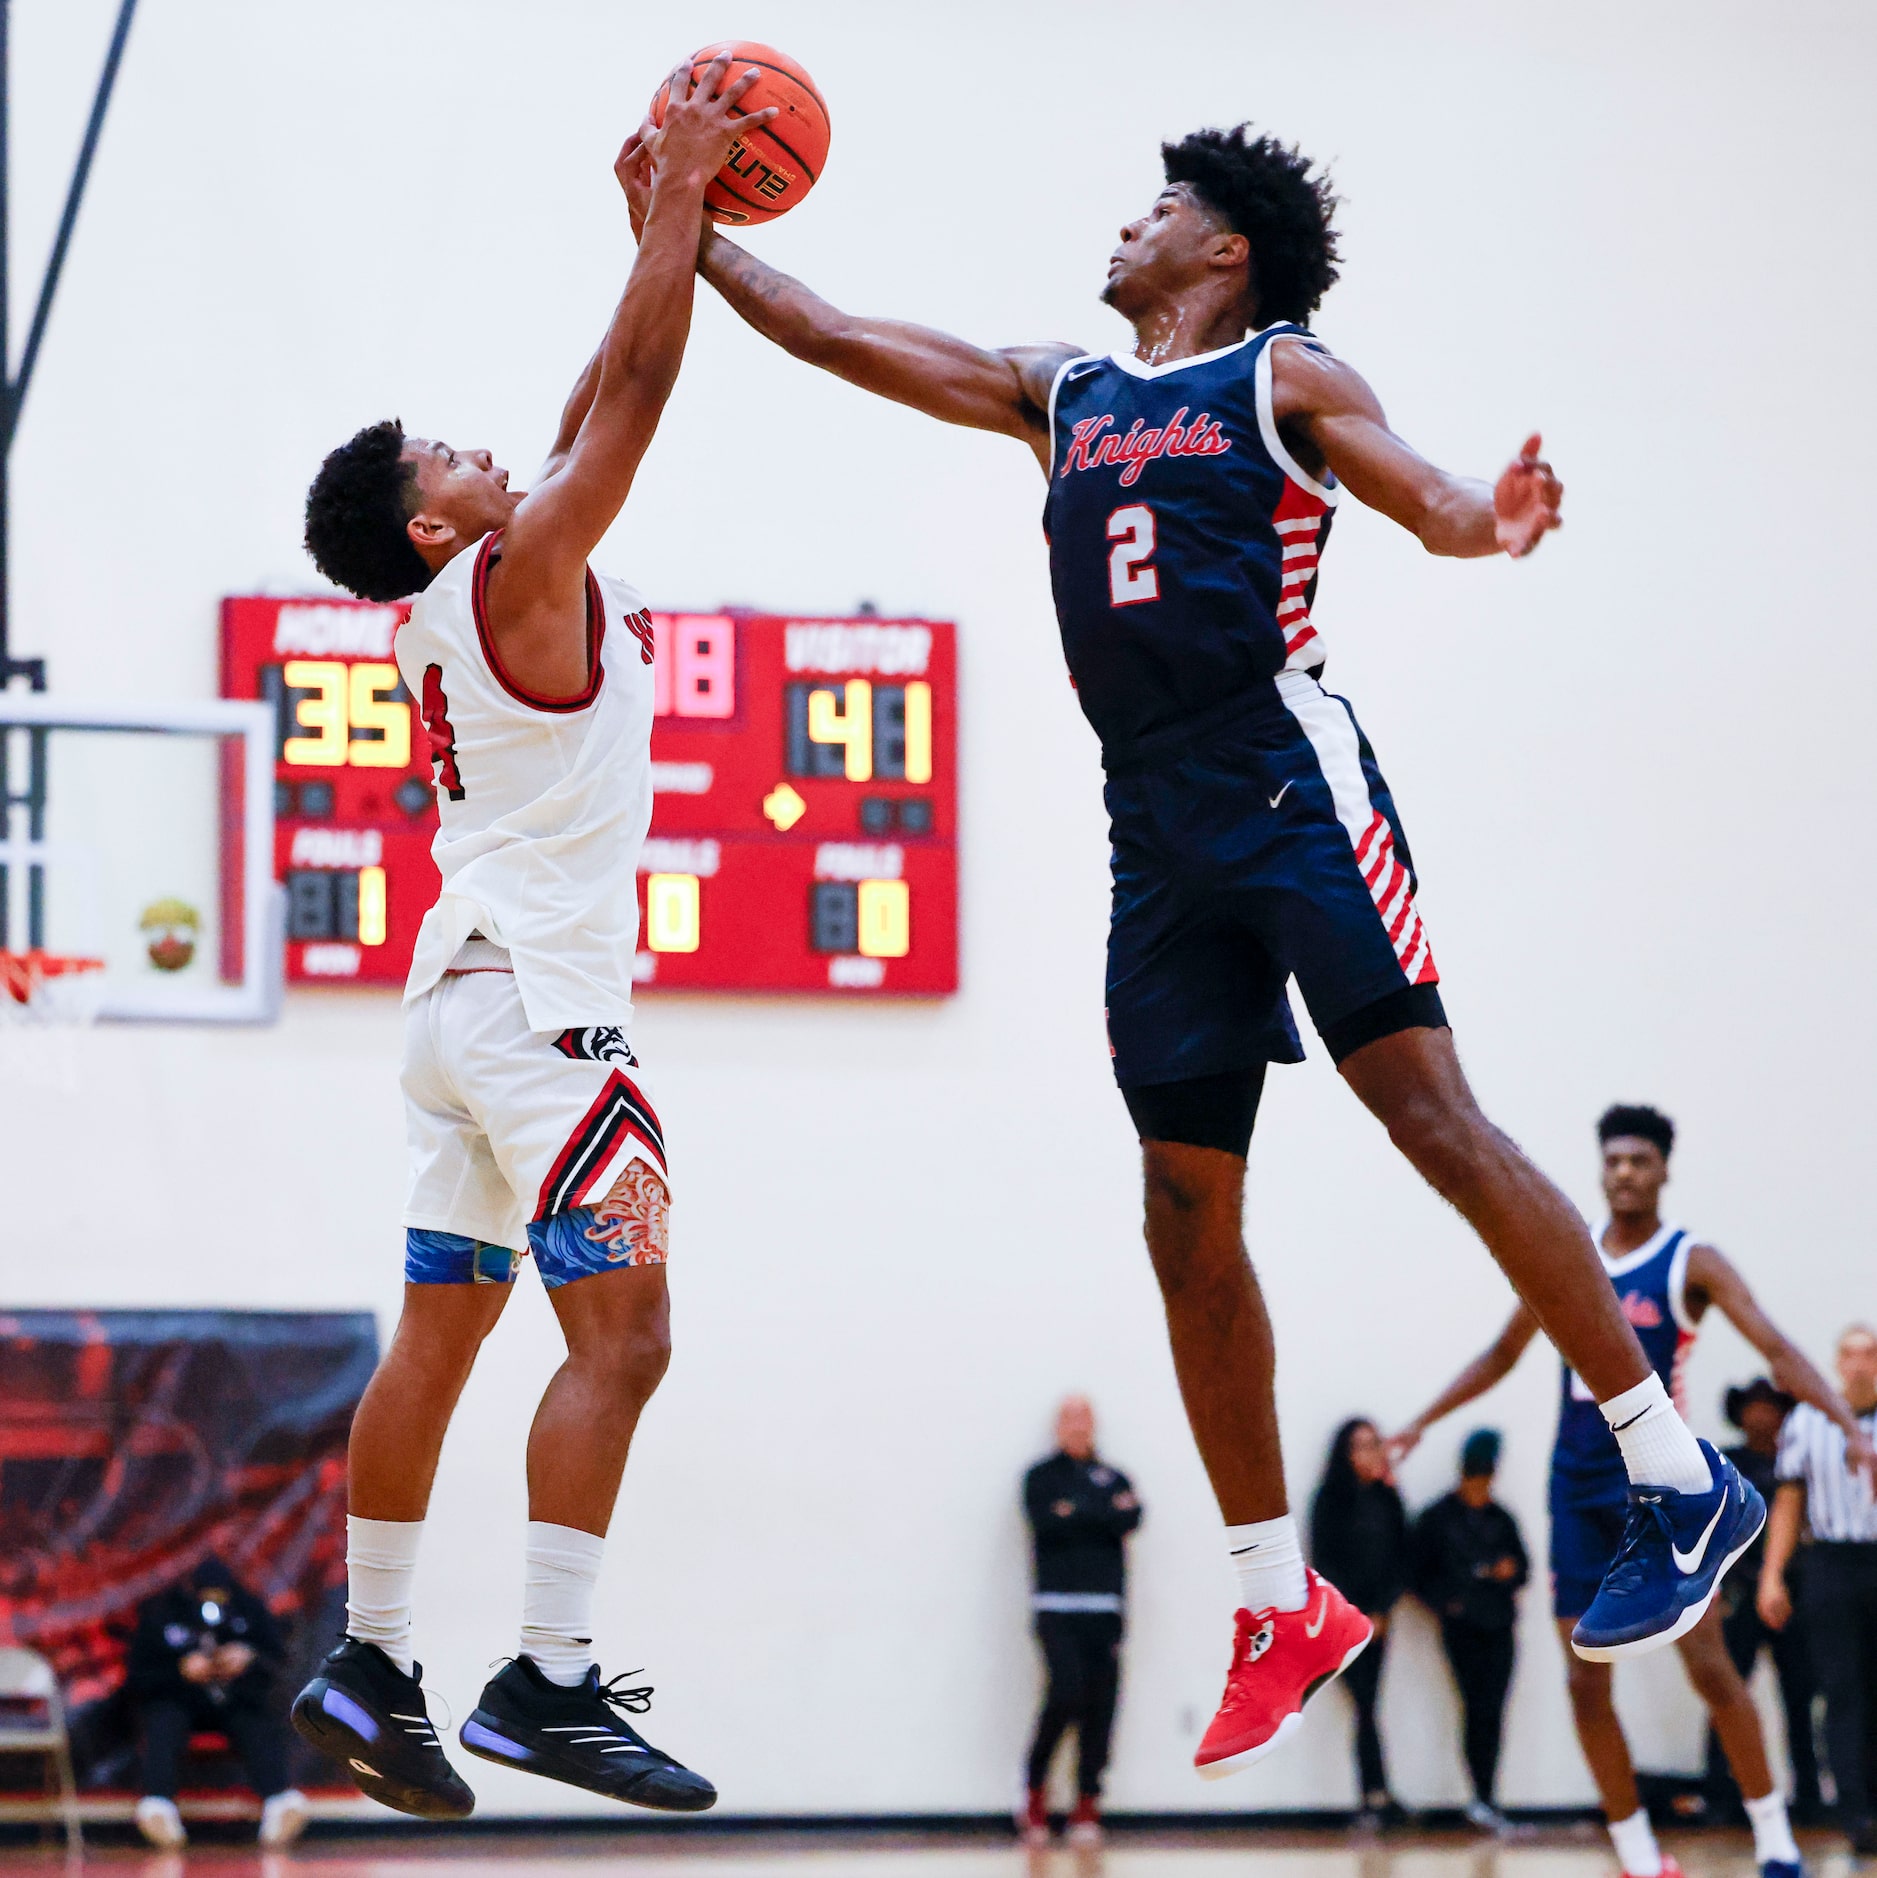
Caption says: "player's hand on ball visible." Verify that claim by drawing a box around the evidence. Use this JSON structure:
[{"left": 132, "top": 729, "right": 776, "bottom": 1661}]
[
  {"left": 1494, "top": 432, "right": 1564, "bottom": 558},
  {"left": 1383, "top": 1425, "right": 1421, "bottom": 1464},
  {"left": 650, "top": 52, "right": 777, "bottom": 196}
]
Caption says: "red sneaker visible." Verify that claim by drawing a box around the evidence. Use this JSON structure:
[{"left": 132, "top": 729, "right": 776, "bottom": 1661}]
[
  {"left": 1018, "top": 1787, "right": 1049, "bottom": 1847},
  {"left": 1067, "top": 1795, "right": 1102, "bottom": 1847},
  {"left": 1627, "top": 1860, "right": 1685, "bottom": 1878},
  {"left": 1195, "top": 1570, "right": 1373, "bottom": 1779}
]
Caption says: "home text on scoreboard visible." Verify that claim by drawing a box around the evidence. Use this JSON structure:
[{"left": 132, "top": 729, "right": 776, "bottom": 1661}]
[{"left": 220, "top": 598, "right": 957, "bottom": 995}]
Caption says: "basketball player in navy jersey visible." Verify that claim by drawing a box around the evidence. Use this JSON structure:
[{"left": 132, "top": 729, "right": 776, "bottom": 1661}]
[
  {"left": 622, "top": 124, "right": 1761, "bottom": 1774},
  {"left": 1395, "top": 1105, "right": 1874, "bottom": 1878}
]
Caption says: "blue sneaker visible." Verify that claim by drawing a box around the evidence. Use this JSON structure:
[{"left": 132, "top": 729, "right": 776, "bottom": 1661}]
[
  {"left": 1760, "top": 1861, "right": 1804, "bottom": 1878},
  {"left": 1571, "top": 1440, "right": 1764, "bottom": 1660}
]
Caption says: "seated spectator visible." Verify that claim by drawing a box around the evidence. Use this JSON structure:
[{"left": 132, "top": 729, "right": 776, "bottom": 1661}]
[
  {"left": 1310, "top": 1418, "right": 1408, "bottom": 1828},
  {"left": 125, "top": 1555, "right": 307, "bottom": 1848},
  {"left": 1411, "top": 1428, "right": 1529, "bottom": 1832}
]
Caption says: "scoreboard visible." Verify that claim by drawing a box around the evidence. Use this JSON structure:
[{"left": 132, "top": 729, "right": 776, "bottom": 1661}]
[{"left": 219, "top": 597, "right": 958, "bottom": 996}]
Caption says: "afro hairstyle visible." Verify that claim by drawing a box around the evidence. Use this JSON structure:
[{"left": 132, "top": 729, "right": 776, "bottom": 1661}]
[
  {"left": 1160, "top": 124, "right": 1341, "bottom": 328},
  {"left": 303, "top": 418, "right": 433, "bottom": 603}
]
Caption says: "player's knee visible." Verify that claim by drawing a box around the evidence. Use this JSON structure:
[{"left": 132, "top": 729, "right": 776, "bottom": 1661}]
[
  {"left": 1682, "top": 1647, "right": 1745, "bottom": 1709},
  {"left": 1385, "top": 1094, "right": 1493, "bottom": 1200}
]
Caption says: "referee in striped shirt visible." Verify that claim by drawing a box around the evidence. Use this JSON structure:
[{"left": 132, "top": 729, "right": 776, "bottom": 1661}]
[{"left": 1759, "top": 1323, "right": 1877, "bottom": 1856}]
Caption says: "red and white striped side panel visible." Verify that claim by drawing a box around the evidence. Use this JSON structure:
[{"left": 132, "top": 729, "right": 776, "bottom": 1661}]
[
  {"left": 1272, "top": 479, "right": 1331, "bottom": 670},
  {"left": 1353, "top": 809, "right": 1438, "bottom": 985},
  {"left": 1279, "top": 677, "right": 1439, "bottom": 988}
]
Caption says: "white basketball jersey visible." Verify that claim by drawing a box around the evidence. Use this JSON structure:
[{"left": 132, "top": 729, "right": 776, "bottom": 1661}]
[{"left": 395, "top": 531, "right": 657, "bottom": 1031}]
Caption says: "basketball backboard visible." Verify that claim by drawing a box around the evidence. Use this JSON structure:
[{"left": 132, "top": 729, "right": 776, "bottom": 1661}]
[{"left": 0, "top": 694, "right": 282, "bottom": 1022}]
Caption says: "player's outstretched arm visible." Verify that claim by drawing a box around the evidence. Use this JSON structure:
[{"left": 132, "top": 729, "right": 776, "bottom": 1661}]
[
  {"left": 698, "top": 230, "right": 1076, "bottom": 466},
  {"left": 487, "top": 56, "right": 776, "bottom": 689},
  {"left": 1386, "top": 1302, "right": 1542, "bottom": 1461},
  {"left": 1270, "top": 341, "right": 1563, "bottom": 559},
  {"left": 1689, "top": 1244, "right": 1877, "bottom": 1482}
]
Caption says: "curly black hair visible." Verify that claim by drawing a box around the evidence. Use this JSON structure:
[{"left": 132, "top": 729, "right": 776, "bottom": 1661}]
[
  {"left": 1161, "top": 124, "right": 1341, "bottom": 327},
  {"left": 303, "top": 419, "right": 433, "bottom": 602},
  {"left": 1598, "top": 1103, "right": 1675, "bottom": 1159}
]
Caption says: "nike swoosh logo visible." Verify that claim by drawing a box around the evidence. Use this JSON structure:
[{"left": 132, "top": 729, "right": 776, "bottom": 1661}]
[
  {"left": 1671, "top": 1495, "right": 1729, "bottom": 1575},
  {"left": 1268, "top": 782, "right": 1293, "bottom": 809},
  {"left": 1304, "top": 1595, "right": 1328, "bottom": 1638}
]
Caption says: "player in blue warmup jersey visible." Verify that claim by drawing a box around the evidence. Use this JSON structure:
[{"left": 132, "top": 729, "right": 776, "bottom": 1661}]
[
  {"left": 1397, "top": 1105, "right": 1874, "bottom": 1878},
  {"left": 625, "top": 123, "right": 1761, "bottom": 1771}
]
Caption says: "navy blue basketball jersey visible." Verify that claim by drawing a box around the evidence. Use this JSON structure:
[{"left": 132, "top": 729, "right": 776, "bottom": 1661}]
[
  {"left": 1551, "top": 1223, "right": 1697, "bottom": 1498},
  {"left": 1042, "top": 325, "right": 1339, "bottom": 768}
]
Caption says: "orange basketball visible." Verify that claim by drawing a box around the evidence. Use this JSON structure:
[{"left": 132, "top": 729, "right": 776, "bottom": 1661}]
[{"left": 649, "top": 41, "right": 830, "bottom": 226}]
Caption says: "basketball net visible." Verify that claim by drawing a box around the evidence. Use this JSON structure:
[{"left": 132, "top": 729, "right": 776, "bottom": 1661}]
[{"left": 0, "top": 948, "right": 107, "bottom": 1025}]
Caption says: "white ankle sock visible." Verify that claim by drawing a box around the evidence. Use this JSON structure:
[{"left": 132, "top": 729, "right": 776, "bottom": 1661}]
[
  {"left": 1744, "top": 1791, "right": 1799, "bottom": 1865},
  {"left": 1225, "top": 1514, "right": 1308, "bottom": 1614},
  {"left": 1600, "top": 1374, "right": 1711, "bottom": 1494},
  {"left": 520, "top": 1520, "right": 606, "bottom": 1686},
  {"left": 1607, "top": 1807, "right": 1661, "bottom": 1876},
  {"left": 346, "top": 1515, "right": 423, "bottom": 1675}
]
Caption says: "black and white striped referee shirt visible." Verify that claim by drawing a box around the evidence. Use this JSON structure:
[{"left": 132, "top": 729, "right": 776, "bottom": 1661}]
[{"left": 1775, "top": 1402, "right": 1877, "bottom": 1542}]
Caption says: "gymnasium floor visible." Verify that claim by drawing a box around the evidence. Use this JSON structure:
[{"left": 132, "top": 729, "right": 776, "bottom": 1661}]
[{"left": 0, "top": 1830, "right": 1851, "bottom": 1876}]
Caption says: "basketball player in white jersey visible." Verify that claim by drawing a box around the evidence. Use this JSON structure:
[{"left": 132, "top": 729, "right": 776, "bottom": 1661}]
[{"left": 285, "top": 56, "right": 774, "bottom": 1819}]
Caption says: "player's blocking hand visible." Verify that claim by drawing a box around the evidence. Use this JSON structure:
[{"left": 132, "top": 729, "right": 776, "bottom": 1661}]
[
  {"left": 651, "top": 52, "right": 778, "bottom": 195},
  {"left": 1493, "top": 432, "right": 1564, "bottom": 558}
]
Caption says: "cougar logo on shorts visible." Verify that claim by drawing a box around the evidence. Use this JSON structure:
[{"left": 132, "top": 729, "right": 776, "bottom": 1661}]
[{"left": 553, "top": 1026, "right": 639, "bottom": 1068}]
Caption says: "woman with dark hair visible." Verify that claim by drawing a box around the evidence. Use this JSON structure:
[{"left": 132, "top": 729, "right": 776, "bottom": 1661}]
[{"left": 1311, "top": 1419, "right": 1409, "bottom": 1825}]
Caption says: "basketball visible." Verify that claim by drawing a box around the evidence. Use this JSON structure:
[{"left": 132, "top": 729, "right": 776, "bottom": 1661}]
[{"left": 649, "top": 41, "right": 830, "bottom": 226}]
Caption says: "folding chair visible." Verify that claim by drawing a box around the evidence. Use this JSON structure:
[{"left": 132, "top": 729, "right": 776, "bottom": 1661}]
[{"left": 0, "top": 1646, "right": 82, "bottom": 1852}]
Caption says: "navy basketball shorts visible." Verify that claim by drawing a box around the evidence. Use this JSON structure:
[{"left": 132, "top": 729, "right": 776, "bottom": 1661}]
[
  {"left": 1103, "top": 671, "right": 1446, "bottom": 1098},
  {"left": 1549, "top": 1480, "right": 1628, "bottom": 1620}
]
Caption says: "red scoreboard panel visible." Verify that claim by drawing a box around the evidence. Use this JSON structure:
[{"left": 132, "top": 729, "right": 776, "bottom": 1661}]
[{"left": 220, "top": 599, "right": 958, "bottom": 996}]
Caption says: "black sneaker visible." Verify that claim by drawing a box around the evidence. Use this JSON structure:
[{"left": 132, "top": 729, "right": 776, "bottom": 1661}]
[
  {"left": 291, "top": 1638, "right": 475, "bottom": 1819},
  {"left": 459, "top": 1656, "right": 716, "bottom": 1812}
]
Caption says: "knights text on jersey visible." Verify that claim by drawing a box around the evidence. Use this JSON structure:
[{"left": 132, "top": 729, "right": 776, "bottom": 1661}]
[
  {"left": 1551, "top": 1223, "right": 1698, "bottom": 1498},
  {"left": 394, "top": 532, "right": 659, "bottom": 1032},
  {"left": 1042, "top": 325, "right": 1339, "bottom": 770}
]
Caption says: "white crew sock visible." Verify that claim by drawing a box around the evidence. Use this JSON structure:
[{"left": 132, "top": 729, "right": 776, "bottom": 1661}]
[
  {"left": 1607, "top": 1807, "right": 1662, "bottom": 1877},
  {"left": 519, "top": 1520, "right": 606, "bottom": 1686},
  {"left": 1744, "top": 1791, "right": 1800, "bottom": 1866},
  {"left": 346, "top": 1516, "right": 423, "bottom": 1676},
  {"left": 1225, "top": 1514, "right": 1309, "bottom": 1614},
  {"left": 1600, "top": 1374, "right": 1712, "bottom": 1495}
]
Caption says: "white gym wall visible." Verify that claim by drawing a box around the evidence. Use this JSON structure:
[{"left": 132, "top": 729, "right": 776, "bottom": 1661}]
[{"left": 4, "top": 0, "right": 1871, "bottom": 1818}]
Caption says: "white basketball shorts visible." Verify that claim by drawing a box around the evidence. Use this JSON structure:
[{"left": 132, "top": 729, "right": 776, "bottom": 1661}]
[{"left": 401, "top": 945, "right": 668, "bottom": 1255}]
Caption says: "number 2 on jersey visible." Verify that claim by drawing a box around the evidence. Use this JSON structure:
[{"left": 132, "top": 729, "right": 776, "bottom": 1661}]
[
  {"left": 421, "top": 664, "right": 466, "bottom": 801},
  {"left": 1107, "top": 504, "right": 1159, "bottom": 606}
]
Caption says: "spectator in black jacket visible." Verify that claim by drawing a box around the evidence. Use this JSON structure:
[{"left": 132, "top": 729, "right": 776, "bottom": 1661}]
[
  {"left": 1020, "top": 1396, "right": 1142, "bottom": 1849},
  {"left": 1706, "top": 1379, "right": 1821, "bottom": 1824},
  {"left": 126, "top": 1555, "right": 306, "bottom": 1849},
  {"left": 1311, "top": 1418, "right": 1409, "bottom": 1826},
  {"left": 1411, "top": 1428, "right": 1529, "bottom": 1831}
]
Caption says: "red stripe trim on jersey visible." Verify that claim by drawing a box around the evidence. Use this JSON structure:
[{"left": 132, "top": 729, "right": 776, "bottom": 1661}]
[{"left": 470, "top": 532, "right": 607, "bottom": 714}]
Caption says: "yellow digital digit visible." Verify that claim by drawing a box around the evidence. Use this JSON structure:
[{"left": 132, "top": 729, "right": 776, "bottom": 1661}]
[
  {"left": 357, "top": 865, "right": 388, "bottom": 946},
  {"left": 646, "top": 873, "right": 701, "bottom": 953},
  {"left": 903, "top": 681, "right": 932, "bottom": 785},
  {"left": 857, "top": 878, "right": 910, "bottom": 959},
  {"left": 348, "top": 662, "right": 412, "bottom": 769},
  {"left": 808, "top": 678, "right": 873, "bottom": 782},
  {"left": 282, "top": 659, "right": 347, "bottom": 766}
]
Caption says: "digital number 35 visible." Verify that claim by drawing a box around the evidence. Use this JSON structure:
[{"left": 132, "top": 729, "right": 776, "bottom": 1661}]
[{"left": 1106, "top": 504, "right": 1159, "bottom": 606}]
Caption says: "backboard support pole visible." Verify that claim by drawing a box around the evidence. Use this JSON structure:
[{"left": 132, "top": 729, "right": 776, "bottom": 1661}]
[{"left": 0, "top": 0, "right": 142, "bottom": 947}]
